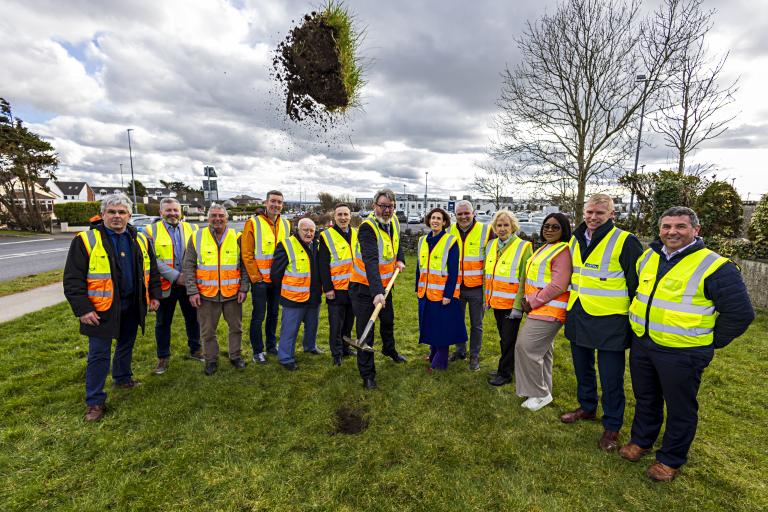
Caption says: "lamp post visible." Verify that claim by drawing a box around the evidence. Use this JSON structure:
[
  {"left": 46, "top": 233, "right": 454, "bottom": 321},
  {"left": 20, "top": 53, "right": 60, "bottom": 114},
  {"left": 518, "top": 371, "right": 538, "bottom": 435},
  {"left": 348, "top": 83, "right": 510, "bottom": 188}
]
[
  {"left": 628, "top": 74, "right": 649, "bottom": 230},
  {"left": 119, "top": 163, "right": 124, "bottom": 188},
  {"left": 126, "top": 128, "right": 137, "bottom": 212},
  {"left": 424, "top": 171, "right": 429, "bottom": 213}
]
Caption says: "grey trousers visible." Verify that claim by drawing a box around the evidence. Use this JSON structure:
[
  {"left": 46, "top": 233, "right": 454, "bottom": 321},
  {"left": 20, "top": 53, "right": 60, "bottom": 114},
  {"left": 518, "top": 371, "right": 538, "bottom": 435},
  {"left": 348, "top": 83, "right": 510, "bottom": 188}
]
[
  {"left": 454, "top": 286, "right": 484, "bottom": 357},
  {"left": 514, "top": 317, "right": 562, "bottom": 398},
  {"left": 198, "top": 298, "right": 243, "bottom": 363}
]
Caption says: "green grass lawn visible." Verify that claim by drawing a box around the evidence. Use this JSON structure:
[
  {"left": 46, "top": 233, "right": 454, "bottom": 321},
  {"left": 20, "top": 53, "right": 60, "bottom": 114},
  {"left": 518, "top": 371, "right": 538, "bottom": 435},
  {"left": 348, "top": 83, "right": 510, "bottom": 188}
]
[
  {"left": 1, "top": 266, "right": 766, "bottom": 511},
  {"left": 0, "top": 269, "right": 63, "bottom": 297}
]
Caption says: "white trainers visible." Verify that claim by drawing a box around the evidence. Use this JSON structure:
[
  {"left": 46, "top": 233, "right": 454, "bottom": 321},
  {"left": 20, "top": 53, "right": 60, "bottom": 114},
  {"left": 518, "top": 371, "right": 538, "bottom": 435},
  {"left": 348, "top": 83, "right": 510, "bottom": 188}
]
[
  {"left": 252, "top": 352, "right": 267, "bottom": 364},
  {"left": 522, "top": 394, "right": 553, "bottom": 411}
]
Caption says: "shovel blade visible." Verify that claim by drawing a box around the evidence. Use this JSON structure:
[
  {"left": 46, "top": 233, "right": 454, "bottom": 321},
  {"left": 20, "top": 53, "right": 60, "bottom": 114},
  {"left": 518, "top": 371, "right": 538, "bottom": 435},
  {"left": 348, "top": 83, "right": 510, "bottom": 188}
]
[{"left": 343, "top": 336, "right": 374, "bottom": 352}]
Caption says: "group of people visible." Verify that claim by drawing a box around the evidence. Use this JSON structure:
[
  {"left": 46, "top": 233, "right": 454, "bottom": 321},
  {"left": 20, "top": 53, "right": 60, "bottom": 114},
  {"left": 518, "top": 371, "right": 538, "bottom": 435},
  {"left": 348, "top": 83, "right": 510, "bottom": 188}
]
[{"left": 64, "top": 188, "right": 754, "bottom": 482}]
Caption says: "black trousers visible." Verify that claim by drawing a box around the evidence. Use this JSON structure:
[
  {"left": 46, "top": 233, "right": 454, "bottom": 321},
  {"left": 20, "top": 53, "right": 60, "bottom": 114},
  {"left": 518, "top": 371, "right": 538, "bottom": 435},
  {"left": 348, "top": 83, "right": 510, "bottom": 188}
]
[
  {"left": 629, "top": 335, "right": 714, "bottom": 468},
  {"left": 327, "top": 300, "right": 354, "bottom": 357},
  {"left": 155, "top": 284, "right": 201, "bottom": 358},
  {"left": 350, "top": 284, "right": 397, "bottom": 380},
  {"left": 493, "top": 308, "right": 521, "bottom": 379}
]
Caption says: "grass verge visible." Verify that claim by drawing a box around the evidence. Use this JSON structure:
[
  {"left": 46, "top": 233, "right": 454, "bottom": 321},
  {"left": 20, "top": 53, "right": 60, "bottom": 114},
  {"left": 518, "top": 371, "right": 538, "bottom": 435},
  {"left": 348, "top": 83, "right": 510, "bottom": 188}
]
[
  {"left": 0, "top": 269, "right": 63, "bottom": 297},
  {"left": 0, "top": 265, "right": 766, "bottom": 511},
  {"left": 0, "top": 229, "right": 48, "bottom": 237}
]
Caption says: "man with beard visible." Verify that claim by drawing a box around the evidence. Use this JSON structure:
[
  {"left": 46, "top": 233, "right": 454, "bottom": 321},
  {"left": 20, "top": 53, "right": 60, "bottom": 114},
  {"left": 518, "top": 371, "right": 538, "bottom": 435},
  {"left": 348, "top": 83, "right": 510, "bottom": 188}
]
[{"left": 349, "top": 189, "right": 407, "bottom": 390}]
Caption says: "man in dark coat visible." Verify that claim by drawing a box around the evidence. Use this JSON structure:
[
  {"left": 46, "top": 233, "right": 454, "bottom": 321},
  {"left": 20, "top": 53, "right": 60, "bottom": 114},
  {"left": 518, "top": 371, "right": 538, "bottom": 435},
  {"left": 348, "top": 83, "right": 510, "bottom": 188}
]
[{"left": 64, "top": 194, "right": 161, "bottom": 422}]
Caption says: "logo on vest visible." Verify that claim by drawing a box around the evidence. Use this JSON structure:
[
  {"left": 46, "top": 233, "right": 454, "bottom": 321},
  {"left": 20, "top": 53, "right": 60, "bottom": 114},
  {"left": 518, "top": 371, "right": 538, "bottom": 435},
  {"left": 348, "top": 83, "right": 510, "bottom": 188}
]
[{"left": 585, "top": 263, "right": 599, "bottom": 269}]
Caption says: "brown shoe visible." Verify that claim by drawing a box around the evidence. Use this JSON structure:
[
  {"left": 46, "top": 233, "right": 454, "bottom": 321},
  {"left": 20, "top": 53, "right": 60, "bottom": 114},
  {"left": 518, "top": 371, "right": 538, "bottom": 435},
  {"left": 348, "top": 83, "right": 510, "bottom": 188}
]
[
  {"left": 153, "top": 357, "right": 170, "bottom": 375},
  {"left": 190, "top": 350, "right": 205, "bottom": 362},
  {"left": 598, "top": 430, "right": 620, "bottom": 452},
  {"left": 619, "top": 442, "right": 652, "bottom": 462},
  {"left": 113, "top": 379, "right": 141, "bottom": 389},
  {"left": 560, "top": 408, "right": 597, "bottom": 424},
  {"left": 647, "top": 460, "right": 680, "bottom": 482},
  {"left": 84, "top": 404, "right": 106, "bottom": 422}
]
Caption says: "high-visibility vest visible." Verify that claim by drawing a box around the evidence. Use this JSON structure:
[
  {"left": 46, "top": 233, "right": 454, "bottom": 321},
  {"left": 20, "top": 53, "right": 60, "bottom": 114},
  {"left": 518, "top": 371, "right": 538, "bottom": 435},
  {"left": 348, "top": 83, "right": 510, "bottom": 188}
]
[
  {"left": 191, "top": 227, "right": 241, "bottom": 298},
  {"left": 567, "top": 227, "right": 631, "bottom": 316},
  {"left": 350, "top": 217, "right": 400, "bottom": 288},
  {"left": 417, "top": 232, "right": 461, "bottom": 301},
  {"left": 484, "top": 236, "right": 530, "bottom": 309},
  {"left": 449, "top": 221, "right": 490, "bottom": 288},
  {"left": 249, "top": 215, "right": 290, "bottom": 283},
  {"left": 524, "top": 242, "right": 571, "bottom": 322},
  {"left": 280, "top": 236, "right": 312, "bottom": 302},
  {"left": 78, "top": 229, "right": 151, "bottom": 311},
  {"left": 145, "top": 221, "right": 197, "bottom": 294},
  {"left": 629, "top": 247, "right": 728, "bottom": 348},
  {"left": 320, "top": 227, "right": 357, "bottom": 291}
]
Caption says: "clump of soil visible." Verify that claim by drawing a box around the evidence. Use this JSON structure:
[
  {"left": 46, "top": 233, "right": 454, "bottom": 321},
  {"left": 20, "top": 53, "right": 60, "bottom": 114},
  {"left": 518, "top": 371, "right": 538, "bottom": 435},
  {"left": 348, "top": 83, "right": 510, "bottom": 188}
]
[
  {"left": 332, "top": 404, "right": 368, "bottom": 435},
  {"left": 273, "top": 12, "right": 350, "bottom": 123}
]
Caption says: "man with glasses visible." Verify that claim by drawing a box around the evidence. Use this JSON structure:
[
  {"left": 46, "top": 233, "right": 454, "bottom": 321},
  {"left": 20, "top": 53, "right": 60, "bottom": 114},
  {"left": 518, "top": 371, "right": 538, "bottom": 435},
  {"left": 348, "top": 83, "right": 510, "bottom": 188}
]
[
  {"left": 64, "top": 194, "right": 161, "bottom": 422},
  {"left": 349, "top": 189, "right": 407, "bottom": 389}
]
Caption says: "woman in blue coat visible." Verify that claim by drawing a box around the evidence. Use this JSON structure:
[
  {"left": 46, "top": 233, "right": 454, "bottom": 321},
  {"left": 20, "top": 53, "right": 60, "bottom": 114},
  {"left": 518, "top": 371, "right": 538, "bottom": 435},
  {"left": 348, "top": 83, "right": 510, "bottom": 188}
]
[{"left": 416, "top": 208, "right": 468, "bottom": 371}]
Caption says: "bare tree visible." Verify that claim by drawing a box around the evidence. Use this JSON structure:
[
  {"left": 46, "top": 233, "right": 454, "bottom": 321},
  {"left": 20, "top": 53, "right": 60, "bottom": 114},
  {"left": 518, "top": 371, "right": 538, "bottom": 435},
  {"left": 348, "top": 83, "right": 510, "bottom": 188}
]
[
  {"left": 471, "top": 161, "right": 515, "bottom": 210},
  {"left": 650, "top": 10, "right": 738, "bottom": 175},
  {"left": 492, "top": 0, "right": 706, "bottom": 223}
]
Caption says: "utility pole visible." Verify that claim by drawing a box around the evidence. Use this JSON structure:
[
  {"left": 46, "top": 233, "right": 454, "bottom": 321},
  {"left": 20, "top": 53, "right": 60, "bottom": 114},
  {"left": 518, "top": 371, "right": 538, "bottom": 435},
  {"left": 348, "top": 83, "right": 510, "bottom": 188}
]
[
  {"left": 126, "top": 128, "right": 137, "bottom": 212},
  {"left": 629, "top": 74, "right": 649, "bottom": 231},
  {"left": 424, "top": 171, "right": 429, "bottom": 213},
  {"left": 119, "top": 163, "right": 124, "bottom": 188}
]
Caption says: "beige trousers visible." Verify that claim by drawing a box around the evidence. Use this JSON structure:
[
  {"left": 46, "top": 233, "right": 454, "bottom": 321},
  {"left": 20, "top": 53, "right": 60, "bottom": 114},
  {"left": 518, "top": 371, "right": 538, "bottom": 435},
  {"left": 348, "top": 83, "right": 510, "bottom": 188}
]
[
  {"left": 197, "top": 299, "right": 242, "bottom": 362},
  {"left": 514, "top": 317, "right": 563, "bottom": 398}
]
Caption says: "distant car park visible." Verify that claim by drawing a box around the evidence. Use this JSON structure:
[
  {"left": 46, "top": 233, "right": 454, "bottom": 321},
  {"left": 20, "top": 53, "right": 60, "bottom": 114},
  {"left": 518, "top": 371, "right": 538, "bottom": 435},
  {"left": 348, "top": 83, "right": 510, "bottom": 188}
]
[
  {"left": 129, "top": 216, "right": 154, "bottom": 234},
  {"left": 407, "top": 213, "right": 423, "bottom": 224},
  {"left": 517, "top": 221, "right": 541, "bottom": 237},
  {"left": 396, "top": 210, "right": 407, "bottom": 223},
  {"left": 475, "top": 212, "right": 492, "bottom": 223}
]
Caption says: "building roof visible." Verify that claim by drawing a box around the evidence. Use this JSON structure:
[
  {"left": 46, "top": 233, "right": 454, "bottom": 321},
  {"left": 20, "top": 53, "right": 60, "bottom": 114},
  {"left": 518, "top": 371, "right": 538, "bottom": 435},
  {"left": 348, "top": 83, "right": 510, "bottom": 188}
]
[{"left": 55, "top": 181, "right": 89, "bottom": 195}]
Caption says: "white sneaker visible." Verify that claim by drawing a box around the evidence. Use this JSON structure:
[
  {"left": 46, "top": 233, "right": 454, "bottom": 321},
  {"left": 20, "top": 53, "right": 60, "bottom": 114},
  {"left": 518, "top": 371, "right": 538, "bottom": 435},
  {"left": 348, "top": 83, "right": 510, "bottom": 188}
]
[
  {"left": 520, "top": 397, "right": 534, "bottom": 408},
  {"left": 252, "top": 352, "right": 267, "bottom": 364},
  {"left": 523, "top": 394, "right": 553, "bottom": 411}
]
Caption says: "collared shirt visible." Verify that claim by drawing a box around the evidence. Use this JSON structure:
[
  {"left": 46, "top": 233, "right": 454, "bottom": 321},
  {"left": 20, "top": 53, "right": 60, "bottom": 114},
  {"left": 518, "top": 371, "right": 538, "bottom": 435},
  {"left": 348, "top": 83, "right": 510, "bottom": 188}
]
[
  {"left": 104, "top": 226, "right": 135, "bottom": 298},
  {"left": 585, "top": 229, "right": 593, "bottom": 247},
  {"left": 163, "top": 221, "right": 184, "bottom": 270},
  {"left": 661, "top": 238, "right": 699, "bottom": 261}
]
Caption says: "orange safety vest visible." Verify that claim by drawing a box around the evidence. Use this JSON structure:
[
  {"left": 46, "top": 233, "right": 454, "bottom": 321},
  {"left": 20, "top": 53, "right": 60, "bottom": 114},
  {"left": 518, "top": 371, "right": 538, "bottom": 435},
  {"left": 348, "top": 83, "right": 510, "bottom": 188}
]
[
  {"left": 449, "top": 221, "right": 490, "bottom": 288},
  {"left": 320, "top": 226, "right": 357, "bottom": 291},
  {"left": 192, "top": 227, "right": 241, "bottom": 298},
  {"left": 524, "top": 242, "right": 571, "bottom": 322},
  {"left": 484, "top": 236, "right": 530, "bottom": 309},
  {"left": 280, "top": 236, "right": 312, "bottom": 302},
  {"left": 350, "top": 217, "right": 400, "bottom": 288},
  {"left": 417, "top": 232, "right": 461, "bottom": 301},
  {"left": 249, "top": 214, "right": 290, "bottom": 283}
]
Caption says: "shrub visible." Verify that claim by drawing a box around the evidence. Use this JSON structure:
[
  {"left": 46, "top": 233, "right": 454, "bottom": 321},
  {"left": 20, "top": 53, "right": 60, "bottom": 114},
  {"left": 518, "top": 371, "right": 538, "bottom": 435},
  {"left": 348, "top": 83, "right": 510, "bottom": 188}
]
[
  {"left": 650, "top": 170, "right": 701, "bottom": 231},
  {"left": 748, "top": 193, "right": 768, "bottom": 245},
  {"left": 54, "top": 202, "right": 101, "bottom": 225},
  {"left": 697, "top": 181, "right": 743, "bottom": 237}
]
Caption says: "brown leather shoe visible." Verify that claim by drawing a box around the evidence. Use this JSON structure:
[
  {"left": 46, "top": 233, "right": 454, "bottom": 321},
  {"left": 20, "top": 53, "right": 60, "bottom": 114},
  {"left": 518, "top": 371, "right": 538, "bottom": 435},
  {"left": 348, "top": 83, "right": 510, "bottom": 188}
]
[
  {"left": 647, "top": 460, "right": 680, "bottom": 482},
  {"left": 153, "top": 357, "right": 170, "bottom": 375},
  {"left": 113, "top": 379, "right": 141, "bottom": 389},
  {"left": 84, "top": 404, "right": 106, "bottom": 422},
  {"left": 619, "top": 442, "right": 652, "bottom": 462},
  {"left": 598, "top": 430, "right": 620, "bottom": 452},
  {"left": 560, "top": 408, "right": 597, "bottom": 424}
]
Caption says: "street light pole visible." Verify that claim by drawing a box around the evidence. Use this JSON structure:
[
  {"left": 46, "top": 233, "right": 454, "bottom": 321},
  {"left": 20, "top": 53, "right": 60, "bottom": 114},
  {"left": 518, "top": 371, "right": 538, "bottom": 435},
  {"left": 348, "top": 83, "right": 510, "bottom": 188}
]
[
  {"left": 126, "top": 128, "right": 137, "bottom": 212},
  {"left": 119, "top": 163, "right": 124, "bottom": 188},
  {"left": 424, "top": 171, "right": 429, "bottom": 213},
  {"left": 629, "top": 74, "right": 649, "bottom": 230}
]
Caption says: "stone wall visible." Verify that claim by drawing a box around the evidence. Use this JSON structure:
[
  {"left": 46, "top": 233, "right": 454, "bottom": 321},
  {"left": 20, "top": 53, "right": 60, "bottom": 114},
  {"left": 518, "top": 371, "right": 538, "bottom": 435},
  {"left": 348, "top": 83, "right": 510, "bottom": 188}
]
[{"left": 734, "top": 258, "right": 768, "bottom": 310}]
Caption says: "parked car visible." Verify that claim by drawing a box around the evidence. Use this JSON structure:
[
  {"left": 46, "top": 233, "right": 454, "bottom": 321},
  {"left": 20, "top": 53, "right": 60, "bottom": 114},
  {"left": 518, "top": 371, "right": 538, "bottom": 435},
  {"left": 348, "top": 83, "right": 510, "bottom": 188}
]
[
  {"left": 358, "top": 210, "right": 372, "bottom": 219},
  {"left": 396, "top": 210, "right": 407, "bottom": 223},
  {"left": 517, "top": 221, "right": 541, "bottom": 238},
  {"left": 407, "top": 213, "right": 423, "bottom": 224},
  {"left": 129, "top": 215, "right": 154, "bottom": 234},
  {"left": 475, "top": 212, "right": 492, "bottom": 223}
]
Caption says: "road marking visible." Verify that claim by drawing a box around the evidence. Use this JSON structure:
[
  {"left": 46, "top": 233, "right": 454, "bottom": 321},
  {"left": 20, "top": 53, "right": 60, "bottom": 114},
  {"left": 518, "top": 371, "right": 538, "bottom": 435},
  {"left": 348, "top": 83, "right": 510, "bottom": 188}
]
[
  {"left": 0, "top": 247, "right": 69, "bottom": 260},
  {"left": 0, "top": 238, "right": 54, "bottom": 245}
]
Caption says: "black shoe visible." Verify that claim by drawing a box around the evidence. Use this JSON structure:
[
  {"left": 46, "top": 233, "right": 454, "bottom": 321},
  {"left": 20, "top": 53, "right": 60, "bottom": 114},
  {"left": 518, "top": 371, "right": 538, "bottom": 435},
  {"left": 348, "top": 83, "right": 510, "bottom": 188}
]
[
  {"left": 230, "top": 357, "right": 247, "bottom": 370},
  {"left": 306, "top": 347, "right": 324, "bottom": 355},
  {"left": 363, "top": 378, "right": 377, "bottom": 390},
  {"left": 281, "top": 362, "right": 298, "bottom": 371},
  {"left": 449, "top": 351, "right": 466, "bottom": 362},
  {"left": 342, "top": 349, "right": 354, "bottom": 357},
  {"left": 384, "top": 352, "right": 407, "bottom": 363},
  {"left": 204, "top": 361, "right": 218, "bottom": 376},
  {"left": 488, "top": 374, "right": 511, "bottom": 386},
  {"left": 266, "top": 347, "right": 278, "bottom": 355},
  {"left": 333, "top": 355, "right": 343, "bottom": 366}
]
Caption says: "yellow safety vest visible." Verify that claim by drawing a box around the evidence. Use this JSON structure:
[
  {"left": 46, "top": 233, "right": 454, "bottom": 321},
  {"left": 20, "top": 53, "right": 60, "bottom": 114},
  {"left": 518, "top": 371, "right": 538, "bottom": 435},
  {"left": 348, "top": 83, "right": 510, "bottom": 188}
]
[
  {"left": 145, "top": 221, "right": 197, "bottom": 294},
  {"left": 524, "top": 242, "right": 571, "bottom": 322},
  {"left": 320, "top": 227, "right": 357, "bottom": 291},
  {"left": 351, "top": 217, "right": 400, "bottom": 288},
  {"left": 280, "top": 235, "right": 312, "bottom": 302},
  {"left": 249, "top": 215, "right": 290, "bottom": 283},
  {"left": 567, "top": 227, "right": 631, "bottom": 316},
  {"left": 449, "top": 221, "right": 490, "bottom": 288},
  {"left": 484, "top": 236, "right": 530, "bottom": 309},
  {"left": 417, "top": 232, "right": 460, "bottom": 301},
  {"left": 191, "top": 227, "right": 240, "bottom": 298},
  {"left": 629, "top": 247, "right": 728, "bottom": 348},
  {"left": 78, "top": 229, "right": 151, "bottom": 311}
]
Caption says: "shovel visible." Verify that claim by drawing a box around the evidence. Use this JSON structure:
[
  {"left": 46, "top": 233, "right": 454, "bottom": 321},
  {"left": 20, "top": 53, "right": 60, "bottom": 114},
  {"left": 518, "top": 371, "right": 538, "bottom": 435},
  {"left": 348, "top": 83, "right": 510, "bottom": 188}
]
[{"left": 344, "top": 267, "right": 401, "bottom": 352}]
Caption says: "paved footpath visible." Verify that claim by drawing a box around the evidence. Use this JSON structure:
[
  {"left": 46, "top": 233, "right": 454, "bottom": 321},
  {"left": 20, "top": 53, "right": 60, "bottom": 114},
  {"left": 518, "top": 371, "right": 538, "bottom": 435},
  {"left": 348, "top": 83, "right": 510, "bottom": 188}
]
[{"left": 0, "top": 283, "right": 66, "bottom": 324}]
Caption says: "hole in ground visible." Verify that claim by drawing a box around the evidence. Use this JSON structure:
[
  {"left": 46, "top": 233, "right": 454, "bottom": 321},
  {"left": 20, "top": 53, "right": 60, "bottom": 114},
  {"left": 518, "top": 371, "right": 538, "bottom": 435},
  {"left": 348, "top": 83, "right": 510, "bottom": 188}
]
[{"left": 332, "top": 405, "right": 368, "bottom": 435}]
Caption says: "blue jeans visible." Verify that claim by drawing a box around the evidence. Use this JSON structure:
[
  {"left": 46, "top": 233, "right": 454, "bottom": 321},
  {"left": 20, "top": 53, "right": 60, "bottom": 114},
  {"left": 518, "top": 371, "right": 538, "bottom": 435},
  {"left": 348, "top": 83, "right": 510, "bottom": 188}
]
[
  {"left": 277, "top": 306, "right": 320, "bottom": 364},
  {"left": 249, "top": 281, "right": 279, "bottom": 354},
  {"left": 570, "top": 343, "right": 626, "bottom": 432},
  {"left": 85, "top": 305, "right": 139, "bottom": 406},
  {"left": 155, "top": 284, "right": 200, "bottom": 358}
]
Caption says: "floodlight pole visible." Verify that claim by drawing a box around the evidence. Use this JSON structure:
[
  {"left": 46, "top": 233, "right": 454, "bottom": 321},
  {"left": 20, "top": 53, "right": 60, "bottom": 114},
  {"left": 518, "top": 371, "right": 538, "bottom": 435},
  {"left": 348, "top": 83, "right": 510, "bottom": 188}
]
[
  {"left": 127, "top": 128, "right": 137, "bottom": 212},
  {"left": 424, "top": 171, "right": 428, "bottom": 213}
]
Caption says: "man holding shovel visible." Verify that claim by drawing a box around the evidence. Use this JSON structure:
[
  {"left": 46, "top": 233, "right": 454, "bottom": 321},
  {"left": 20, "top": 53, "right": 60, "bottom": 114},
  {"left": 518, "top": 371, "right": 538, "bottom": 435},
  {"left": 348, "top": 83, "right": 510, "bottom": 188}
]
[{"left": 349, "top": 189, "right": 407, "bottom": 389}]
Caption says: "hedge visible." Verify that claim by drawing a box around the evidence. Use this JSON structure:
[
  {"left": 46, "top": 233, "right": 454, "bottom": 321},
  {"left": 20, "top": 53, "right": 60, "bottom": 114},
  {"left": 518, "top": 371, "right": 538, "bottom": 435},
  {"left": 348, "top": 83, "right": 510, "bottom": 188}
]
[{"left": 54, "top": 202, "right": 101, "bottom": 225}]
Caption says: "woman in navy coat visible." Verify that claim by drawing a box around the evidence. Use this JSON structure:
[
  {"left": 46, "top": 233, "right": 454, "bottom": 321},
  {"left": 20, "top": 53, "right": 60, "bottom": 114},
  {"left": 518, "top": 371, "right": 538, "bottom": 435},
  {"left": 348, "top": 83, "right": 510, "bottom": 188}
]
[{"left": 416, "top": 208, "right": 468, "bottom": 371}]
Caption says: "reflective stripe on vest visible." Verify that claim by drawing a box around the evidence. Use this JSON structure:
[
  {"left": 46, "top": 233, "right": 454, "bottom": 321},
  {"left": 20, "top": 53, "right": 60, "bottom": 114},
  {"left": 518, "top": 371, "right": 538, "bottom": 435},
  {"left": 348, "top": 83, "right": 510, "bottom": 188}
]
[
  {"left": 629, "top": 247, "right": 728, "bottom": 348},
  {"left": 524, "top": 241, "right": 571, "bottom": 322},
  {"left": 146, "top": 221, "right": 196, "bottom": 293},
  {"left": 320, "top": 227, "right": 357, "bottom": 291},
  {"left": 417, "top": 232, "right": 460, "bottom": 302},
  {"left": 250, "top": 215, "right": 290, "bottom": 283},
  {"left": 350, "top": 217, "right": 400, "bottom": 288},
  {"left": 484, "top": 236, "right": 530, "bottom": 309},
  {"left": 192, "top": 227, "right": 241, "bottom": 298},
  {"left": 449, "top": 221, "right": 490, "bottom": 288},
  {"left": 281, "top": 236, "right": 312, "bottom": 302},
  {"left": 567, "top": 227, "right": 631, "bottom": 316}
]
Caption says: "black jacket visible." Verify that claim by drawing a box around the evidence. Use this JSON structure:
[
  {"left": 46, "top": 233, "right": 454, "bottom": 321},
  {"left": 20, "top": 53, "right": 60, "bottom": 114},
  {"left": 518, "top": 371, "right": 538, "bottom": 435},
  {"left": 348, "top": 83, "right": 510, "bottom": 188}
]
[
  {"left": 318, "top": 225, "right": 352, "bottom": 304},
  {"left": 352, "top": 220, "right": 405, "bottom": 297},
  {"left": 63, "top": 222, "right": 162, "bottom": 339},
  {"left": 271, "top": 236, "right": 322, "bottom": 308}
]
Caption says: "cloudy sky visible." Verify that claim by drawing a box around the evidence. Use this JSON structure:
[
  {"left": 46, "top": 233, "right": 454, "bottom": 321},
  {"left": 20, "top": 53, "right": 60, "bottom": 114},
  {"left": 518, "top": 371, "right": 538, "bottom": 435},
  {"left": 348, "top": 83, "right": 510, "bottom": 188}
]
[{"left": 2, "top": 0, "right": 766, "bottom": 202}]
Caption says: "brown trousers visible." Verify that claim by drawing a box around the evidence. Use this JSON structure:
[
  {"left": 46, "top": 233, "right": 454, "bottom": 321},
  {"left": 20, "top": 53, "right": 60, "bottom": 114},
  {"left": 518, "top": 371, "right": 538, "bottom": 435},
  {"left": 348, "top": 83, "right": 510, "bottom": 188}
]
[
  {"left": 197, "top": 299, "right": 242, "bottom": 362},
  {"left": 514, "top": 317, "right": 563, "bottom": 398}
]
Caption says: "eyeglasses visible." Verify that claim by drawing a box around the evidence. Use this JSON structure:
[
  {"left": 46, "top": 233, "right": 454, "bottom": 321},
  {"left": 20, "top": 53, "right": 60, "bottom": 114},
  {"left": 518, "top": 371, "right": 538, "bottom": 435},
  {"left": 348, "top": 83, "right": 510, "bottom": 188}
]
[
  {"left": 105, "top": 209, "right": 130, "bottom": 216},
  {"left": 375, "top": 203, "right": 394, "bottom": 211},
  {"left": 542, "top": 224, "right": 562, "bottom": 231}
]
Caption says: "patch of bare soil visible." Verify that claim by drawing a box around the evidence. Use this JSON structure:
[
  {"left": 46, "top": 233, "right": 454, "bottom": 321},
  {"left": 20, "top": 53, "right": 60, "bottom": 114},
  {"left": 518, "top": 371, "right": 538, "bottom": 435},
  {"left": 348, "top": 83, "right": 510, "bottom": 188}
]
[{"left": 332, "top": 404, "right": 368, "bottom": 435}]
